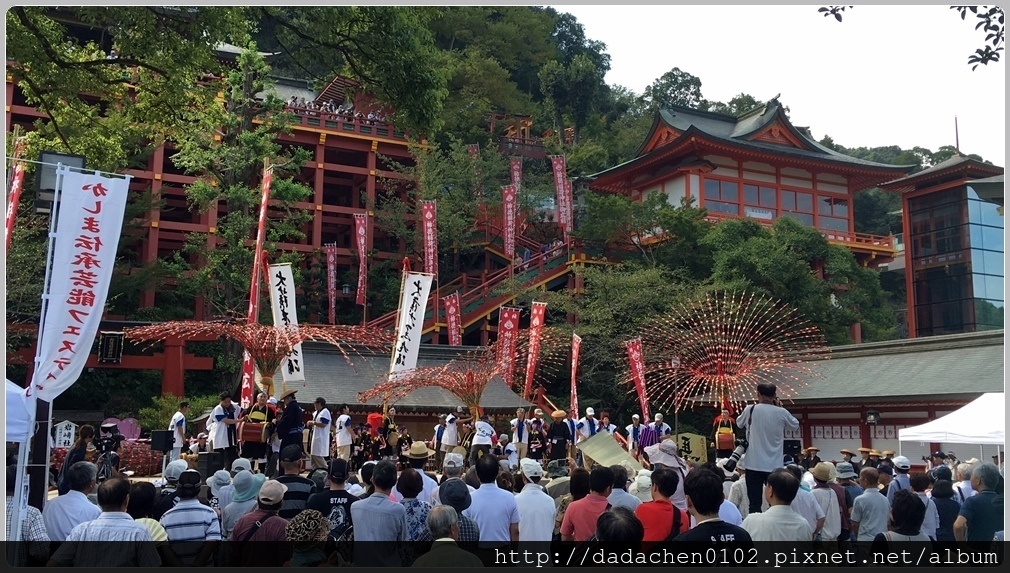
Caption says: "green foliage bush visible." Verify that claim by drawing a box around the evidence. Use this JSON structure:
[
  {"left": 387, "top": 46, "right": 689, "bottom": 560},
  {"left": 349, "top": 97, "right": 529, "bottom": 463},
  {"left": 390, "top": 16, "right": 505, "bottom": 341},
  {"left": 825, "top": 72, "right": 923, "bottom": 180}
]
[{"left": 137, "top": 394, "right": 221, "bottom": 436}]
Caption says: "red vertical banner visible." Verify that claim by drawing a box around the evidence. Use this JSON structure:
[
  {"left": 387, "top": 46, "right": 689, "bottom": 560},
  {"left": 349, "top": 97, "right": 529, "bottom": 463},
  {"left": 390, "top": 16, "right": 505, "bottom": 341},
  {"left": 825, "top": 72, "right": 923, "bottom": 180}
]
[
  {"left": 625, "top": 338, "right": 650, "bottom": 421},
  {"left": 510, "top": 157, "right": 522, "bottom": 192},
  {"left": 523, "top": 301, "right": 547, "bottom": 400},
  {"left": 325, "top": 243, "right": 337, "bottom": 324},
  {"left": 354, "top": 213, "right": 368, "bottom": 306},
  {"left": 497, "top": 307, "right": 521, "bottom": 386},
  {"left": 467, "top": 143, "right": 482, "bottom": 198},
  {"left": 502, "top": 184, "right": 517, "bottom": 260},
  {"left": 443, "top": 292, "right": 462, "bottom": 346},
  {"left": 562, "top": 177, "right": 574, "bottom": 241},
  {"left": 571, "top": 333, "right": 582, "bottom": 417},
  {"left": 550, "top": 155, "right": 567, "bottom": 229},
  {"left": 421, "top": 200, "right": 438, "bottom": 278},
  {"left": 5, "top": 138, "right": 26, "bottom": 251},
  {"left": 241, "top": 164, "right": 273, "bottom": 407}
]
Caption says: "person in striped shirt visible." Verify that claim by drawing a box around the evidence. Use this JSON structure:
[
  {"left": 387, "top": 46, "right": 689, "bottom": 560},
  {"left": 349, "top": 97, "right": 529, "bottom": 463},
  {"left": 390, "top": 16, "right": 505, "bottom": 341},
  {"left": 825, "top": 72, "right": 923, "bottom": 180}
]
[{"left": 160, "top": 469, "right": 222, "bottom": 566}]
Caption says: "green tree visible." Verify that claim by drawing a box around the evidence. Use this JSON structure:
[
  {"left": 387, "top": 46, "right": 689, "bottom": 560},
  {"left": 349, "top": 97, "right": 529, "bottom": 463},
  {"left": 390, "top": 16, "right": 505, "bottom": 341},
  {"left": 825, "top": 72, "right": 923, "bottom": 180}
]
[
  {"left": 705, "top": 93, "right": 762, "bottom": 116},
  {"left": 640, "top": 67, "right": 706, "bottom": 112}
]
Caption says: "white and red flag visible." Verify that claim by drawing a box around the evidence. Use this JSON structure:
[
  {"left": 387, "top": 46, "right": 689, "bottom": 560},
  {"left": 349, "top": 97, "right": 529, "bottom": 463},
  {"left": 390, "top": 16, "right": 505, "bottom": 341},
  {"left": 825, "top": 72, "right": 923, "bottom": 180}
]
[
  {"left": 325, "top": 243, "right": 337, "bottom": 324},
  {"left": 240, "top": 164, "right": 273, "bottom": 406},
  {"left": 625, "top": 338, "right": 650, "bottom": 421},
  {"left": 502, "top": 185, "right": 517, "bottom": 259},
  {"left": 5, "top": 138, "right": 27, "bottom": 251},
  {"left": 497, "top": 307, "right": 522, "bottom": 386},
  {"left": 354, "top": 213, "right": 368, "bottom": 306},
  {"left": 444, "top": 292, "right": 462, "bottom": 346},
  {"left": 421, "top": 200, "right": 437, "bottom": 278},
  {"left": 510, "top": 157, "right": 522, "bottom": 192},
  {"left": 570, "top": 333, "right": 582, "bottom": 418},
  {"left": 523, "top": 301, "right": 547, "bottom": 400}
]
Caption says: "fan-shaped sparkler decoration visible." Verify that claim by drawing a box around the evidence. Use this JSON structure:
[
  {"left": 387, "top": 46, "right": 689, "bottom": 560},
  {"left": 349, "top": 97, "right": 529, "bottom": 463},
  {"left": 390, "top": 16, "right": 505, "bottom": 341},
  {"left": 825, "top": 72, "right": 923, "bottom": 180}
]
[
  {"left": 631, "top": 290, "right": 829, "bottom": 413},
  {"left": 126, "top": 321, "right": 394, "bottom": 397},
  {"left": 505, "top": 326, "right": 572, "bottom": 395}
]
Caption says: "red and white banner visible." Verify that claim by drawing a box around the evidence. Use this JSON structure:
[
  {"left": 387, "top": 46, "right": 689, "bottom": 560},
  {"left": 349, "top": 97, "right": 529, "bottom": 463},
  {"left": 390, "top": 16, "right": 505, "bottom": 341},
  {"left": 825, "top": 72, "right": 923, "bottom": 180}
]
[
  {"left": 268, "top": 263, "right": 305, "bottom": 383},
  {"left": 390, "top": 271, "right": 434, "bottom": 376},
  {"left": 510, "top": 157, "right": 522, "bottom": 192},
  {"left": 502, "top": 185, "right": 517, "bottom": 259},
  {"left": 325, "top": 244, "right": 337, "bottom": 324},
  {"left": 354, "top": 213, "right": 368, "bottom": 306},
  {"left": 550, "top": 155, "right": 567, "bottom": 227},
  {"left": 240, "top": 166, "right": 273, "bottom": 407},
  {"left": 562, "top": 178, "right": 574, "bottom": 240},
  {"left": 444, "top": 292, "right": 462, "bottom": 346},
  {"left": 570, "top": 333, "right": 582, "bottom": 418},
  {"left": 523, "top": 301, "right": 547, "bottom": 400},
  {"left": 497, "top": 307, "right": 521, "bottom": 386},
  {"left": 625, "top": 338, "right": 650, "bottom": 421},
  {"left": 5, "top": 138, "right": 26, "bottom": 251},
  {"left": 421, "top": 200, "right": 437, "bottom": 278},
  {"left": 30, "top": 168, "right": 130, "bottom": 402}
]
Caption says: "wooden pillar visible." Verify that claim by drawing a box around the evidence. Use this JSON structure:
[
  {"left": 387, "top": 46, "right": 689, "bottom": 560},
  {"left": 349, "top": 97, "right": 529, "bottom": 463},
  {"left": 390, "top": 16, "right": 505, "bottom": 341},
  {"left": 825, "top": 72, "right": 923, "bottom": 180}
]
[
  {"left": 860, "top": 418, "right": 873, "bottom": 450},
  {"left": 161, "top": 337, "right": 186, "bottom": 397},
  {"left": 901, "top": 194, "right": 916, "bottom": 337},
  {"left": 314, "top": 134, "right": 325, "bottom": 247},
  {"left": 849, "top": 322, "right": 862, "bottom": 344}
]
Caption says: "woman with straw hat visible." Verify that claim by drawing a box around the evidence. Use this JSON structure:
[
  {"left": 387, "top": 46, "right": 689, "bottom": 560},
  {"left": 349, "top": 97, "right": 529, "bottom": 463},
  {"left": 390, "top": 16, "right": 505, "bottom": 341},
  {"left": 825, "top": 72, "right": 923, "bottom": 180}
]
[{"left": 546, "top": 410, "right": 572, "bottom": 462}]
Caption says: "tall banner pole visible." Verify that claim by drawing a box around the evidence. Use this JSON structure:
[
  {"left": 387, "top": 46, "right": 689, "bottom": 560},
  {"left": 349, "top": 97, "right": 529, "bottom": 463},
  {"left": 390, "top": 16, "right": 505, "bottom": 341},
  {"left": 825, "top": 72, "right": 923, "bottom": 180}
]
[
  {"left": 571, "top": 333, "right": 582, "bottom": 420},
  {"left": 241, "top": 159, "right": 272, "bottom": 406}
]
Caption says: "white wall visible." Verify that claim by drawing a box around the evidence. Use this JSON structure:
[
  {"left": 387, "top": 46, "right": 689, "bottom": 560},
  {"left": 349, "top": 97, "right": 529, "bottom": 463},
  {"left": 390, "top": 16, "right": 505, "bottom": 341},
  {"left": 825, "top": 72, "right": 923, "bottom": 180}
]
[{"left": 664, "top": 175, "right": 686, "bottom": 206}]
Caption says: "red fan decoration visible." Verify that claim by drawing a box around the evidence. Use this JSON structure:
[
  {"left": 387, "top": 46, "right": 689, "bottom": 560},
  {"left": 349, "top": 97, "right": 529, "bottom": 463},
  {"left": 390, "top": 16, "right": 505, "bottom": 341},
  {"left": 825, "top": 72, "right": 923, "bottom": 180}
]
[
  {"left": 633, "top": 290, "right": 829, "bottom": 413},
  {"left": 125, "top": 321, "right": 393, "bottom": 398}
]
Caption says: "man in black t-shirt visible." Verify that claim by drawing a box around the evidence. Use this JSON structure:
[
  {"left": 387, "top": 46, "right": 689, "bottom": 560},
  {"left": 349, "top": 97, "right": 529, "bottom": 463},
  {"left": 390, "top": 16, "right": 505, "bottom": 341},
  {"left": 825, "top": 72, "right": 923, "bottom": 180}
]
[
  {"left": 306, "top": 458, "right": 356, "bottom": 541},
  {"left": 275, "top": 444, "right": 317, "bottom": 520},
  {"left": 674, "top": 467, "right": 754, "bottom": 554}
]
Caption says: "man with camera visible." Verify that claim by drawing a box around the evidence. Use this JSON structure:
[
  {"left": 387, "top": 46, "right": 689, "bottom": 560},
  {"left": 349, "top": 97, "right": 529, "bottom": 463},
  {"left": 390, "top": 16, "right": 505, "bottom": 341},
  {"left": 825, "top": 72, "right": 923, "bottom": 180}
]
[{"left": 735, "top": 383, "right": 799, "bottom": 515}]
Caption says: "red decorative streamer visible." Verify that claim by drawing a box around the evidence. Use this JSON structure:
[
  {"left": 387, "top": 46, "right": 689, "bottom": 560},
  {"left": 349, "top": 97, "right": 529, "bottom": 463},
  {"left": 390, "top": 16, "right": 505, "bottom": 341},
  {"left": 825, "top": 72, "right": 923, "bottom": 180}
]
[
  {"left": 497, "top": 307, "right": 521, "bottom": 386},
  {"left": 421, "top": 200, "right": 437, "bottom": 278},
  {"left": 570, "top": 333, "right": 582, "bottom": 417},
  {"left": 354, "top": 213, "right": 368, "bottom": 306},
  {"left": 325, "top": 244, "right": 337, "bottom": 325},
  {"left": 241, "top": 165, "right": 273, "bottom": 407},
  {"left": 5, "top": 138, "right": 26, "bottom": 251},
  {"left": 625, "top": 338, "right": 650, "bottom": 420},
  {"left": 502, "top": 185, "right": 517, "bottom": 259},
  {"left": 523, "top": 301, "right": 547, "bottom": 400},
  {"left": 444, "top": 292, "right": 462, "bottom": 346}
]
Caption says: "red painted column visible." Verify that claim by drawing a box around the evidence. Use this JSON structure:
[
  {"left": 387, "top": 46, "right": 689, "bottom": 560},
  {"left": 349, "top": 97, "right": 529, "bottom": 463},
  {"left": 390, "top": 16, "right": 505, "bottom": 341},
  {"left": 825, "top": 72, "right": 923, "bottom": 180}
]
[
  {"left": 161, "top": 337, "right": 186, "bottom": 397},
  {"left": 902, "top": 195, "right": 916, "bottom": 337}
]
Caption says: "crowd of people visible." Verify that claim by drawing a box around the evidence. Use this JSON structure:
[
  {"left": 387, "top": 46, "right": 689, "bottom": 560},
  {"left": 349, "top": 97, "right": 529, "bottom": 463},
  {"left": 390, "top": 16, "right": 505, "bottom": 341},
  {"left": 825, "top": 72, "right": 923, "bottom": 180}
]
[
  {"left": 285, "top": 96, "right": 389, "bottom": 126},
  {"left": 5, "top": 382, "right": 1004, "bottom": 567}
]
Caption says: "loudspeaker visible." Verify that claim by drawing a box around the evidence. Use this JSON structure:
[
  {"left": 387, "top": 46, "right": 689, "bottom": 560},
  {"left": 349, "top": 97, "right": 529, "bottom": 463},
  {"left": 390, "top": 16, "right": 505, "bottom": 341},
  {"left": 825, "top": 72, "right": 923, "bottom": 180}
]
[
  {"left": 784, "top": 439, "right": 802, "bottom": 456},
  {"left": 197, "top": 451, "right": 224, "bottom": 477},
  {"left": 150, "top": 430, "right": 174, "bottom": 452}
]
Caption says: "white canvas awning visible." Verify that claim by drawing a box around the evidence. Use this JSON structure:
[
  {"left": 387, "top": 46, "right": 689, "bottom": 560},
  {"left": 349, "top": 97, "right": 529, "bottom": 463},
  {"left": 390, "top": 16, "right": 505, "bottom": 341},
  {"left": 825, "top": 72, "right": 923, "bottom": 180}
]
[
  {"left": 898, "top": 392, "right": 1005, "bottom": 445},
  {"left": 5, "top": 379, "right": 36, "bottom": 442}
]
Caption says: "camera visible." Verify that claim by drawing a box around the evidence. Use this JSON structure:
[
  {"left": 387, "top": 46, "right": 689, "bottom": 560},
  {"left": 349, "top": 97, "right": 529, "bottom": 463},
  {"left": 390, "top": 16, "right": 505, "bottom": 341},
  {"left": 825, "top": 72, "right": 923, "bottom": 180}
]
[
  {"left": 921, "top": 455, "right": 930, "bottom": 463},
  {"left": 95, "top": 423, "right": 124, "bottom": 454},
  {"left": 722, "top": 438, "right": 748, "bottom": 473}
]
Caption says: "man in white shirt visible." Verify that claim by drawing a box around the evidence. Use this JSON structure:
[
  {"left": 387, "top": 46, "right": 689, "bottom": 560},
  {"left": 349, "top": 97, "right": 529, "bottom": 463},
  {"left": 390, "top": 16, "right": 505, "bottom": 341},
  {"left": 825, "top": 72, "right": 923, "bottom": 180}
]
[
  {"left": 625, "top": 414, "right": 643, "bottom": 453},
  {"left": 850, "top": 467, "right": 890, "bottom": 543},
  {"left": 496, "top": 435, "right": 519, "bottom": 472},
  {"left": 576, "top": 407, "right": 601, "bottom": 468},
  {"left": 515, "top": 458, "right": 556, "bottom": 544},
  {"left": 509, "top": 407, "right": 531, "bottom": 460},
  {"left": 599, "top": 412, "right": 617, "bottom": 434},
  {"left": 651, "top": 413, "right": 672, "bottom": 439},
  {"left": 954, "top": 462, "right": 976, "bottom": 504},
  {"left": 441, "top": 406, "right": 470, "bottom": 462},
  {"left": 333, "top": 403, "right": 353, "bottom": 462},
  {"left": 741, "top": 468, "right": 812, "bottom": 542},
  {"left": 432, "top": 415, "right": 447, "bottom": 467},
  {"left": 309, "top": 397, "right": 332, "bottom": 470},
  {"left": 210, "top": 392, "right": 240, "bottom": 469},
  {"left": 43, "top": 461, "right": 101, "bottom": 542},
  {"left": 468, "top": 413, "right": 495, "bottom": 467},
  {"left": 168, "top": 402, "right": 189, "bottom": 461},
  {"left": 784, "top": 465, "right": 824, "bottom": 538},
  {"left": 735, "top": 382, "right": 799, "bottom": 515},
  {"left": 463, "top": 454, "right": 520, "bottom": 545},
  {"left": 607, "top": 464, "right": 642, "bottom": 510}
]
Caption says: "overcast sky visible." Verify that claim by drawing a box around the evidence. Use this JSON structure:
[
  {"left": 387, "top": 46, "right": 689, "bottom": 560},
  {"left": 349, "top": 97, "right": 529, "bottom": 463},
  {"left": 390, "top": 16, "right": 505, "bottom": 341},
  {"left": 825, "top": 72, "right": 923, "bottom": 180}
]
[{"left": 553, "top": 4, "right": 1006, "bottom": 165}]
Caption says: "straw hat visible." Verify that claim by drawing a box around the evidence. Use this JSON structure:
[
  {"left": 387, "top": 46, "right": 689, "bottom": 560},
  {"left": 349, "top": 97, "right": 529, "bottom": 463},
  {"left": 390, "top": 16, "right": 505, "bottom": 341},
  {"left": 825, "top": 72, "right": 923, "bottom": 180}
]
[
  {"left": 882, "top": 450, "right": 895, "bottom": 457},
  {"left": 407, "top": 441, "right": 434, "bottom": 459},
  {"left": 857, "top": 447, "right": 871, "bottom": 453},
  {"left": 840, "top": 449, "right": 856, "bottom": 456},
  {"left": 811, "top": 462, "right": 834, "bottom": 482},
  {"left": 280, "top": 388, "right": 298, "bottom": 401},
  {"left": 550, "top": 409, "right": 567, "bottom": 419},
  {"left": 869, "top": 450, "right": 881, "bottom": 457}
]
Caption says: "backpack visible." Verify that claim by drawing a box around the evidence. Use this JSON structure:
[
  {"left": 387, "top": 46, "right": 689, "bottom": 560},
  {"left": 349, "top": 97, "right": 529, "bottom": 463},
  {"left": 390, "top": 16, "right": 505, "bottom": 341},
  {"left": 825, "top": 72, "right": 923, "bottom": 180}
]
[{"left": 663, "top": 506, "right": 685, "bottom": 542}]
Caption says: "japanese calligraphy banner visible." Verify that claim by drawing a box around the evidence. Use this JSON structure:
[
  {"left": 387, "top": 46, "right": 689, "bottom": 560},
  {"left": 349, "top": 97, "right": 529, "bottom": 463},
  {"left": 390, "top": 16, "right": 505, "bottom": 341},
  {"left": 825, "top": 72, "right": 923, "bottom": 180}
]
[
  {"left": 677, "top": 433, "right": 708, "bottom": 464},
  {"left": 570, "top": 333, "right": 582, "bottom": 417},
  {"left": 268, "top": 263, "right": 305, "bottom": 383},
  {"left": 389, "top": 272, "right": 434, "bottom": 376},
  {"left": 443, "top": 292, "right": 462, "bottom": 346},
  {"left": 32, "top": 168, "right": 130, "bottom": 402},
  {"left": 502, "top": 185, "right": 517, "bottom": 259},
  {"left": 562, "top": 177, "right": 574, "bottom": 240},
  {"left": 325, "top": 244, "right": 337, "bottom": 324},
  {"left": 550, "top": 156, "right": 567, "bottom": 227},
  {"left": 354, "top": 213, "right": 368, "bottom": 306},
  {"left": 497, "top": 306, "right": 521, "bottom": 386},
  {"left": 625, "top": 338, "right": 650, "bottom": 421},
  {"left": 523, "top": 301, "right": 547, "bottom": 400},
  {"left": 421, "top": 200, "right": 437, "bottom": 277},
  {"left": 510, "top": 157, "right": 522, "bottom": 192},
  {"left": 5, "top": 138, "right": 26, "bottom": 251}
]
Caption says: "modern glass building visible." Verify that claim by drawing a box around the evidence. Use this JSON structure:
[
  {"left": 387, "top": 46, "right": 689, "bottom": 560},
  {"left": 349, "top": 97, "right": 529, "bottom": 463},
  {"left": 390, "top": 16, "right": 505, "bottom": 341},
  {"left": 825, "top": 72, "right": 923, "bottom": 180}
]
[{"left": 882, "top": 156, "right": 1004, "bottom": 337}]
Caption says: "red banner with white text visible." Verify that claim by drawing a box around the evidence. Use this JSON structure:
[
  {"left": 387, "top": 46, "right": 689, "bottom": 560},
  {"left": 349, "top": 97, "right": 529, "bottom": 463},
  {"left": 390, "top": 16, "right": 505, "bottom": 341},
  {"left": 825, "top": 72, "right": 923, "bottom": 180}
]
[
  {"left": 444, "top": 292, "right": 462, "bottom": 346},
  {"left": 502, "top": 185, "right": 517, "bottom": 259},
  {"left": 240, "top": 165, "right": 272, "bottom": 407},
  {"left": 510, "top": 157, "right": 522, "bottom": 192},
  {"left": 325, "top": 243, "right": 337, "bottom": 324},
  {"left": 562, "top": 178, "right": 573, "bottom": 241},
  {"left": 421, "top": 200, "right": 437, "bottom": 278},
  {"left": 523, "top": 301, "right": 547, "bottom": 400},
  {"left": 571, "top": 333, "right": 582, "bottom": 417},
  {"left": 625, "top": 338, "right": 650, "bottom": 421},
  {"left": 550, "top": 155, "right": 567, "bottom": 228},
  {"left": 355, "top": 213, "right": 368, "bottom": 306},
  {"left": 5, "top": 138, "right": 26, "bottom": 252},
  {"left": 498, "top": 307, "right": 521, "bottom": 386}
]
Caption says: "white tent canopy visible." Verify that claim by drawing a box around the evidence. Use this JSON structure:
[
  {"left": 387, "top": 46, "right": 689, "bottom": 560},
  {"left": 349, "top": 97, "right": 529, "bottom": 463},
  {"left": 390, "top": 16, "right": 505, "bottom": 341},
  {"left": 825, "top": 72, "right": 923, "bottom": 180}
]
[
  {"left": 898, "top": 392, "right": 1005, "bottom": 445},
  {"left": 6, "top": 379, "right": 36, "bottom": 443}
]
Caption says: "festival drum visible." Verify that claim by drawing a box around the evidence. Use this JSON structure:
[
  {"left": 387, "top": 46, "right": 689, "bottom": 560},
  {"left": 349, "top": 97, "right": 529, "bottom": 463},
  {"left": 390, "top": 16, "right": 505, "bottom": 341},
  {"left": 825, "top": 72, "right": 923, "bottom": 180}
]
[
  {"left": 239, "top": 421, "right": 267, "bottom": 443},
  {"left": 716, "top": 430, "right": 735, "bottom": 451}
]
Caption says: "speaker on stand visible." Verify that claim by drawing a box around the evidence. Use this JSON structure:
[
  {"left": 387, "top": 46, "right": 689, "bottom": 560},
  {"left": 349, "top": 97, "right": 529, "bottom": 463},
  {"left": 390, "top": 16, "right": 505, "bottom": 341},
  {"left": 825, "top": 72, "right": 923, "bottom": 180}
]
[
  {"left": 784, "top": 439, "right": 802, "bottom": 464},
  {"left": 150, "top": 430, "right": 174, "bottom": 478},
  {"left": 197, "top": 451, "right": 224, "bottom": 477}
]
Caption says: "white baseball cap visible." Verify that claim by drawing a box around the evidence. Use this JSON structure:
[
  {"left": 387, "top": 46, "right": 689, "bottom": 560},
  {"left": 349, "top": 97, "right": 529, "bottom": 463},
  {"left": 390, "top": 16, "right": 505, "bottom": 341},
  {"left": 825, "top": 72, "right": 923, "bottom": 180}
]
[
  {"left": 586, "top": 407, "right": 595, "bottom": 416},
  {"left": 655, "top": 413, "right": 663, "bottom": 420},
  {"left": 632, "top": 414, "right": 640, "bottom": 419},
  {"left": 444, "top": 452, "right": 464, "bottom": 469},
  {"left": 520, "top": 458, "right": 542, "bottom": 478}
]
